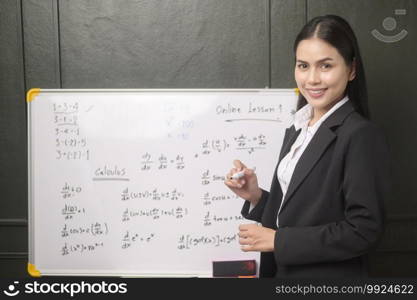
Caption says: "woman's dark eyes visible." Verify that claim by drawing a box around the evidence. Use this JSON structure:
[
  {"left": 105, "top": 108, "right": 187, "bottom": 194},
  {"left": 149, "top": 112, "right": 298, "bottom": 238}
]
[{"left": 297, "top": 63, "right": 332, "bottom": 69}]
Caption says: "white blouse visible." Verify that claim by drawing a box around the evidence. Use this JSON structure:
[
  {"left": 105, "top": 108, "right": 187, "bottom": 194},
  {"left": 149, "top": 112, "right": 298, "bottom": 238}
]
[{"left": 274, "top": 96, "right": 349, "bottom": 227}]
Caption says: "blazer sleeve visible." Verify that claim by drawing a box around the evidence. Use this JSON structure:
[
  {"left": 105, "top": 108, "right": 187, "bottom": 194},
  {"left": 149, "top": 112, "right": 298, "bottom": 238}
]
[
  {"left": 274, "top": 123, "right": 391, "bottom": 266},
  {"left": 241, "top": 189, "right": 270, "bottom": 223}
]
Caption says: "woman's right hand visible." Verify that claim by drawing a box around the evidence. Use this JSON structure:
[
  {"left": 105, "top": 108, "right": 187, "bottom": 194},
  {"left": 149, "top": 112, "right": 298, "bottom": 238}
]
[{"left": 224, "top": 160, "right": 262, "bottom": 206}]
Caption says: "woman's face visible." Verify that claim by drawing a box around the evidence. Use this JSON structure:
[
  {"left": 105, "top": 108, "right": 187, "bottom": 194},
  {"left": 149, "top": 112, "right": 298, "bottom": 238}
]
[{"left": 294, "top": 37, "right": 355, "bottom": 117}]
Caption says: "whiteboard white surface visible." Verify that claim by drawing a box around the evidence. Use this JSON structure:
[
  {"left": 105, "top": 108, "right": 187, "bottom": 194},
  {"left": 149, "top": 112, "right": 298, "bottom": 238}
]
[{"left": 28, "top": 89, "right": 297, "bottom": 277}]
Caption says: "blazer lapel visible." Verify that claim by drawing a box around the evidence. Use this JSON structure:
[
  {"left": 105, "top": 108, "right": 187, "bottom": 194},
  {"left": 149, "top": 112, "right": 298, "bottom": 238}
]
[
  {"left": 278, "top": 101, "right": 355, "bottom": 213},
  {"left": 278, "top": 126, "right": 301, "bottom": 164},
  {"left": 280, "top": 126, "right": 336, "bottom": 212},
  {"left": 261, "top": 127, "right": 301, "bottom": 228}
]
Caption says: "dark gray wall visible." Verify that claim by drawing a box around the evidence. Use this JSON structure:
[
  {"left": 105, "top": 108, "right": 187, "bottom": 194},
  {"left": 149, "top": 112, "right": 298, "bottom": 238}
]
[
  {"left": 1, "top": 0, "right": 416, "bottom": 277},
  {"left": 0, "top": 0, "right": 28, "bottom": 277}
]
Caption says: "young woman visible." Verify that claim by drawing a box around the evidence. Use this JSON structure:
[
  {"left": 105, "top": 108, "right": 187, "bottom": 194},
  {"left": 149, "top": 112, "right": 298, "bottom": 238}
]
[{"left": 224, "top": 15, "right": 391, "bottom": 278}]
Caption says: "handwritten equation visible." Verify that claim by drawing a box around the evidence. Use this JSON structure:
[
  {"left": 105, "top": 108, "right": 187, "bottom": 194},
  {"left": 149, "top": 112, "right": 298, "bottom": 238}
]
[
  {"left": 61, "top": 242, "right": 104, "bottom": 256},
  {"left": 53, "top": 102, "right": 90, "bottom": 160},
  {"left": 203, "top": 211, "right": 244, "bottom": 226},
  {"left": 202, "top": 192, "right": 239, "bottom": 206},
  {"left": 122, "top": 207, "right": 188, "bottom": 221},
  {"left": 198, "top": 134, "right": 267, "bottom": 156},
  {"left": 62, "top": 204, "right": 86, "bottom": 220},
  {"left": 140, "top": 153, "right": 185, "bottom": 171},
  {"left": 201, "top": 170, "right": 225, "bottom": 186},
  {"left": 121, "top": 231, "right": 155, "bottom": 249},
  {"left": 177, "top": 233, "right": 238, "bottom": 250},
  {"left": 61, "top": 222, "right": 109, "bottom": 238},
  {"left": 121, "top": 188, "right": 184, "bottom": 201},
  {"left": 61, "top": 182, "right": 82, "bottom": 199}
]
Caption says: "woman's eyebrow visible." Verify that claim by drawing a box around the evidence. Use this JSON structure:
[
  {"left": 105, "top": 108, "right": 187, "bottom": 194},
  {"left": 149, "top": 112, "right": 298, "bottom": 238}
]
[
  {"left": 296, "top": 57, "right": 334, "bottom": 64},
  {"left": 316, "top": 57, "right": 334, "bottom": 63}
]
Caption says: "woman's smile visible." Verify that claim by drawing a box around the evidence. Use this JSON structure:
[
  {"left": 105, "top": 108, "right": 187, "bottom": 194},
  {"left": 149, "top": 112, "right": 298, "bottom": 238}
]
[{"left": 305, "top": 88, "right": 328, "bottom": 98}]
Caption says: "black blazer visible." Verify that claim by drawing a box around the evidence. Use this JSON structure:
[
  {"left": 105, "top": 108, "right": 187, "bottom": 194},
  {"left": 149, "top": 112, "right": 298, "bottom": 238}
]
[{"left": 241, "top": 101, "right": 391, "bottom": 278}]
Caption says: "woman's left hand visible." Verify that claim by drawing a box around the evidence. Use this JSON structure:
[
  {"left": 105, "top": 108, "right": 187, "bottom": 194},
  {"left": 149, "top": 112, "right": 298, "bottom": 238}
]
[{"left": 238, "top": 223, "right": 276, "bottom": 252}]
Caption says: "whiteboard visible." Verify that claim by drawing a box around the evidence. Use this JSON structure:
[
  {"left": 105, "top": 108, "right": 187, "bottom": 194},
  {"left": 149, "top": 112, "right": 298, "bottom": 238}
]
[{"left": 27, "top": 89, "right": 297, "bottom": 277}]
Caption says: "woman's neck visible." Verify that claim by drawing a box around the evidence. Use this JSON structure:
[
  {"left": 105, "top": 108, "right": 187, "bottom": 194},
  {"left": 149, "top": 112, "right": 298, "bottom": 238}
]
[{"left": 308, "top": 111, "right": 324, "bottom": 126}]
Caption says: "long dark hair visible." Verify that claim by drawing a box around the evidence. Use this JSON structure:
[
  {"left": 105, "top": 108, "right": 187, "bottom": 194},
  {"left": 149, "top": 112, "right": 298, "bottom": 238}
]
[{"left": 294, "top": 15, "right": 369, "bottom": 119}]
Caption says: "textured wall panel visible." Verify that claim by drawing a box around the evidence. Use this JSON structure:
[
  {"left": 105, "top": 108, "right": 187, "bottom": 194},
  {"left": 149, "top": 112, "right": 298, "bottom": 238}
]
[
  {"left": 271, "top": 0, "right": 306, "bottom": 88},
  {"left": 59, "top": 0, "right": 268, "bottom": 88},
  {"left": 0, "top": 257, "right": 28, "bottom": 278},
  {"left": 378, "top": 217, "right": 417, "bottom": 251},
  {"left": 22, "top": 0, "right": 61, "bottom": 89},
  {"left": 0, "top": 225, "right": 27, "bottom": 253},
  {"left": 0, "top": 0, "right": 27, "bottom": 219},
  {"left": 369, "top": 252, "right": 417, "bottom": 277}
]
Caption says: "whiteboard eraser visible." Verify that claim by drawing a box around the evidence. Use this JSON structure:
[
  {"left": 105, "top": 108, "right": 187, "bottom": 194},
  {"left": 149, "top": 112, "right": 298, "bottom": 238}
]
[{"left": 212, "top": 260, "right": 256, "bottom": 277}]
